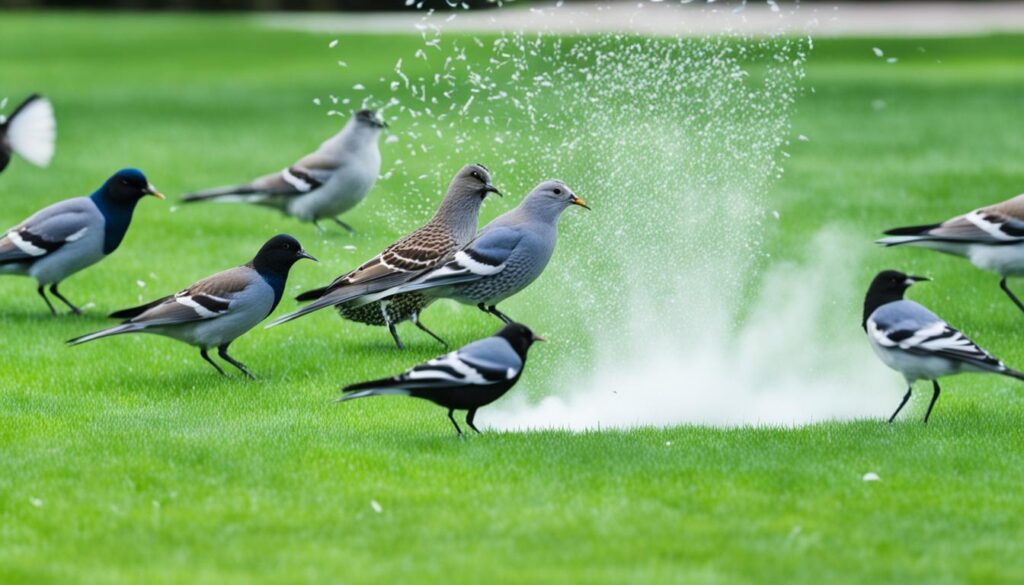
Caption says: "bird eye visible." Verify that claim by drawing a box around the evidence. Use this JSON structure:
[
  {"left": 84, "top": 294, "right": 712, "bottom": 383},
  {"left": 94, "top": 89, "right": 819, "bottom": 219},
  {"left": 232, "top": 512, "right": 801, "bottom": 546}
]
[{"left": 554, "top": 188, "right": 562, "bottom": 195}]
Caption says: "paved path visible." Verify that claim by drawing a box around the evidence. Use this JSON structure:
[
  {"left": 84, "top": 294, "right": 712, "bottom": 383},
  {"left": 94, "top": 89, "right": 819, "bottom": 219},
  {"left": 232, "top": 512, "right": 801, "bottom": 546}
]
[{"left": 260, "top": 2, "right": 1024, "bottom": 37}]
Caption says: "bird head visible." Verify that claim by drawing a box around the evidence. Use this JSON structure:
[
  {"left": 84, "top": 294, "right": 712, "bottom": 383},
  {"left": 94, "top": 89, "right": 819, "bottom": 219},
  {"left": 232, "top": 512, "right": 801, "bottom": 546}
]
[
  {"left": 253, "top": 234, "right": 317, "bottom": 277},
  {"left": 863, "top": 269, "right": 930, "bottom": 330},
  {"left": 354, "top": 109, "right": 388, "bottom": 129},
  {"left": 99, "top": 168, "right": 164, "bottom": 205},
  {"left": 868, "top": 269, "right": 929, "bottom": 297},
  {"left": 496, "top": 322, "right": 546, "bottom": 360},
  {"left": 515, "top": 180, "right": 589, "bottom": 223},
  {"left": 451, "top": 163, "right": 501, "bottom": 201}
]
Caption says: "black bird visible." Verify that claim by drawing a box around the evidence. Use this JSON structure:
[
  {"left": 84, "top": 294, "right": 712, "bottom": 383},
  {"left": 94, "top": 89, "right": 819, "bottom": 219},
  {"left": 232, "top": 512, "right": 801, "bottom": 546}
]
[
  {"left": 863, "top": 269, "right": 1024, "bottom": 423},
  {"left": 337, "top": 322, "right": 544, "bottom": 435}
]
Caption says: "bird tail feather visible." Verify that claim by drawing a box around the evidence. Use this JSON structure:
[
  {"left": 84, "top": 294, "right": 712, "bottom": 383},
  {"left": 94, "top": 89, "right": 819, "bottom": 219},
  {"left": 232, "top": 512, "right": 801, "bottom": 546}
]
[
  {"left": 268, "top": 277, "right": 417, "bottom": 328},
  {"left": 295, "top": 286, "right": 329, "bottom": 302},
  {"left": 108, "top": 295, "right": 172, "bottom": 319},
  {"left": 335, "top": 387, "right": 412, "bottom": 402},
  {"left": 66, "top": 323, "right": 145, "bottom": 346},
  {"left": 181, "top": 185, "right": 262, "bottom": 203},
  {"left": 1001, "top": 368, "right": 1024, "bottom": 382},
  {"left": 3, "top": 94, "right": 56, "bottom": 168}
]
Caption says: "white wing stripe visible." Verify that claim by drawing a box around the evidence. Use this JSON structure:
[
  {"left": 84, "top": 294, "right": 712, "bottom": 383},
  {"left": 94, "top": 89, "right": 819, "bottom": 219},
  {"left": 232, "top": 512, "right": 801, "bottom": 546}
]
[
  {"left": 8, "top": 231, "right": 46, "bottom": 256},
  {"left": 281, "top": 168, "right": 313, "bottom": 192},
  {"left": 965, "top": 210, "right": 1015, "bottom": 241},
  {"left": 65, "top": 227, "right": 88, "bottom": 242},
  {"left": 173, "top": 294, "right": 227, "bottom": 318},
  {"left": 454, "top": 249, "right": 504, "bottom": 276}
]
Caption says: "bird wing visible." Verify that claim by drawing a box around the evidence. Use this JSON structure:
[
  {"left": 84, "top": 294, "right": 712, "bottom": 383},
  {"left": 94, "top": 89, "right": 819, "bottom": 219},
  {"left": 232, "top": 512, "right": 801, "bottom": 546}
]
[
  {"left": 0, "top": 198, "right": 94, "bottom": 265},
  {"left": 868, "top": 301, "right": 1005, "bottom": 371},
  {"left": 3, "top": 94, "right": 56, "bottom": 168},
  {"left": 887, "top": 209, "right": 1024, "bottom": 244},
  {"left": 267, "top": 226, "right": 456, "bottom": 326},
  {"left": 182, "top": 151, "right": 339, "bottom": 203},
  {"left": 343, "top": 336, "right": 522, "bottom": 394},
  {"left": 120, "top": 267, "right": 254, "bottom": 326},
  {"left": 388, "top": 226, "right": 524, "bottom": 294}
]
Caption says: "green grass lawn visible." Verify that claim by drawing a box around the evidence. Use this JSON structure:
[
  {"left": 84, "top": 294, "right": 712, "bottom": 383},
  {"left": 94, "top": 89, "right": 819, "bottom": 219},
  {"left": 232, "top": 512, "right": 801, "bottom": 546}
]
[{"left": 2, "top": 12, "right": 1024, "bottom": 584}]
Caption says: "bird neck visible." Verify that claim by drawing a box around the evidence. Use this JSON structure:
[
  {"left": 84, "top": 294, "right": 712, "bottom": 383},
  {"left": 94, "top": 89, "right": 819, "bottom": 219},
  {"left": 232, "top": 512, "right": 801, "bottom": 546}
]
[
  {"left": 433, "top": 194, "right": 483, "bottom": 243},
  {"left": 90, "top": 190, "right": 140, "bottom": 255},
  {"left": 863, "top": 288, "right": 906, "bottom": 330},
  {"left": 248, "top": 259, "right": 290, "bottom": 312},
  {"left": 514, "top": 197, "right": 565, "bottom": 227}
]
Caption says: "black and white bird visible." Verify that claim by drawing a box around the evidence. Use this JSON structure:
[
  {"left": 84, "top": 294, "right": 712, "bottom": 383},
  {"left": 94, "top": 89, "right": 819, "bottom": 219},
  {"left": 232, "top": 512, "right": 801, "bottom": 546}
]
[
  {"left": 0, "top": 168, "right": 163, "bottom": 315},
  {"left": 270, "top": 164, "right": 500, "bottom": 342},
  {"left": 878, "top": 193, "right": 1024, "bottom": 314},
  {"left": 863, "top": 269, "right": 1024, "bottom": 423},
  {"left": 181, "top": 109, "right": 385, "bottom": 232},
  {"left": 0, "top": 94, "right": 56, "bottom": 174},
  {"left": 362, "top": 180, "right": 588, "bottom": 324},
  {"left": 68, "top": 235, "right": 316, "bottom": 378},
  {"left": 338, "top": 322, "right": 544, "bottom": 435}
]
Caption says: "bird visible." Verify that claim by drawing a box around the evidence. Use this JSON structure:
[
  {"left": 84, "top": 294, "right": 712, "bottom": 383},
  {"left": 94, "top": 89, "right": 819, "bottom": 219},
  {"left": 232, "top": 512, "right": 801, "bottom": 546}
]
[
  {"left": 862, "top": 269, "right": 1024, "bottom": 423},
  {"left": 0, "top": 168, "right": 164, "bottom": 315},
  {"left": 181, "top": 109, "right": 386, "bottom": 232},
  {"left": 878, "top": 193, "right": 1024, "bottom": 314},
  {"left": 67, "top": 234, "right": 316, "bottom": 378},
  {"left": 269, "top": 163, "right": 501, "bottom": 336},
  {"left": 362, "top": 180, "right": 589, "bottom": 324},
  {"left": 337, "top": 322, "right": 544, "bottom": 435},
  {"left": 0, "top": 93, "right": 56, "bottom": 174}
]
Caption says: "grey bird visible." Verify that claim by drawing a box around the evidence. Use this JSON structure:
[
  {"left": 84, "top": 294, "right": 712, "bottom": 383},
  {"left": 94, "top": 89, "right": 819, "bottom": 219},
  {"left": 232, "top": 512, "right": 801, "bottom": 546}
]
[
  {"left": 863, "top": 269, "right": 1024, "bottom": 423},
  {"left": 338, "top": 322, "right": 545, "bottom": 435},
  {"left": 878, "top": 193, "right": 1024, "bottom": 314},
  {"left": 181, "top": 109, "right": 386, "bottom": 232},
  {"left": 0, "top": 168, "right": 164, "bottom": 315},
  {"left": 364, "top": 180, "right": 588, "bottom": 323},
  {"left": 68, "top": 234, "right": 316, "bottom": 378},
  {"left": 1, "top": 94, "right": 56, "bottom": 173},
  {"left": 270, "top": 164, "right": 500, "bottom": 334}
]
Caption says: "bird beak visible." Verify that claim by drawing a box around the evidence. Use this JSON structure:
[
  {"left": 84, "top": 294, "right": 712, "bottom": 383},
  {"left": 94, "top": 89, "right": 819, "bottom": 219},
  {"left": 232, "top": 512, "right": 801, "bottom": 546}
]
[
  {"left": 532, "top": 334, "right": 547, "bottom": 342},
  {"left": 379, "top": 120, "right": 389, "bottom": 129},
  {"left": 570, "top": 195, "right": 591, "bottom": 210},
  {"left": 906, "top": 275, "right": 930, "bottom": 285},
  {"left": 145, "top": 183, "right": 166, "bottom": 200},
  {"left": 483, "top": 184, "right": 502, "bottom": 197},
  {"left": 297, "top": 249, "right": 318, "bottom": 262}
]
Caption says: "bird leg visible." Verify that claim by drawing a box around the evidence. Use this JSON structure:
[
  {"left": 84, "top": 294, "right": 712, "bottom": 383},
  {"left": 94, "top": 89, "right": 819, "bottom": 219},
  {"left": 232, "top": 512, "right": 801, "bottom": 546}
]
[
  {"left": 313, "top": 220, "right": 326, "bottom": 234},
  {"left": 923, "top": 380, "right": 941, "bottom": 424},
  {"left": 331, "top": 217, "right": 356, "bottom": 234},
  {"left": 888, "top": 385, "right": 912, "bottom": 423},
  {"left": 999, "top": 278, "right": 1024, "bottom": 314},
  {"left": 37, "top": 285, "right": 57, "bottom": 316},
  {"left": 49, "top": 283, "right": 82, "bottom": 315},
  {"left": 447, "top": 408, "right": 463, "bottom": 436},
  {"left": 218, "top": 345, "right": 256, "bottom": 380},
  {"left": 488, "top": 305, "right": 513, "bottom": 324},
  {"left": 466, "top": 409, "right": 481, "bottom": 434},
  {"left": 412, "top": 313, "right": 448, "bottom": 348},
  {"left": 388, "top": 323, "right": 405, "bottom": 350},
  {"left": 200, "top": 348, "right": 226, "bottom": 376},
  {"left": 477, "top": 303, "right": 512, "bottom": 324}
]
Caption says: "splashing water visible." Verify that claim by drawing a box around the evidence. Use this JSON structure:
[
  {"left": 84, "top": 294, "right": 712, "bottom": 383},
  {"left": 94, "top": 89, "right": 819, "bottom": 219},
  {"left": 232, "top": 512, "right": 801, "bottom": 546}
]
[{"left": 330, "top": 3, "right": 895, "bottom": 428}]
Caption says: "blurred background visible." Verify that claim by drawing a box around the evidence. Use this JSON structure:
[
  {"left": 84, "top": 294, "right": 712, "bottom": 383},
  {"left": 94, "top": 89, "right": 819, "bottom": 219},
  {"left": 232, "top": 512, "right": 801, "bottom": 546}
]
[{"left": 2, "top": 0, "right": 1020, "bottom": 11}]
